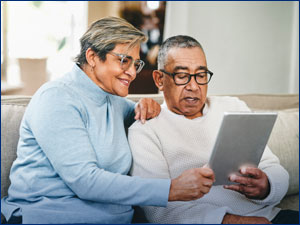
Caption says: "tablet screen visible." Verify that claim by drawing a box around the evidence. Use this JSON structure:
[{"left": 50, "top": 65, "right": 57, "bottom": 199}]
[{"left": 208, "top": 112, "right": 277, "bottom": 186}]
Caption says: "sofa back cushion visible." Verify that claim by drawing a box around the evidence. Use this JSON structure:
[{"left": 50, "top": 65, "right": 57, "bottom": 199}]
[
  {"left": 1, "top": 96, "right": 31, "bottom": 198},
  {"left": 267, "top": 109, "right": 299, "bottom": 195},
  {"left": 231, "top": 94, "right": 299, "bottom": 111}
]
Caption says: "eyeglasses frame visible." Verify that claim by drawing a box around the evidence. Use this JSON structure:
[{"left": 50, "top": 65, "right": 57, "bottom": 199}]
[
  {"left": 108, "top": 52, "right": 145, "bottom": 74},
  {"left": 160, "top": 69, "right": 213, "bottom": 85}
]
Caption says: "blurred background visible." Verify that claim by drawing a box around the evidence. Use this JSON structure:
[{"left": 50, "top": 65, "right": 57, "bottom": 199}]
[{"left": 1, "top": 1, "right": 299, "bottom": 96}]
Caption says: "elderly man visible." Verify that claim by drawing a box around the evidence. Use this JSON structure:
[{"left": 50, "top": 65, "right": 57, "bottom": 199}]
[{"left": 128, "top": 35, "right": 298, "bottom": 224}]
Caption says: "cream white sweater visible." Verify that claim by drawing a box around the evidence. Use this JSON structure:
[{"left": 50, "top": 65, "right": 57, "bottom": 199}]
[{"left": 128, "top": 96, "right": 289, "bottom": 224}]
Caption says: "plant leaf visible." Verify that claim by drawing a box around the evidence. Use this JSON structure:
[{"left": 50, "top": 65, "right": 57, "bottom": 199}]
[{"left": 57, "top": 37, "right": 66, "bottom": 51}]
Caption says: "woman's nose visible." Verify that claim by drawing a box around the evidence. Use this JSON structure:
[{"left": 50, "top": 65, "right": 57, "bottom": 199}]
[{"left": 125, "top": 63, "right": 137, "bottom": 79}]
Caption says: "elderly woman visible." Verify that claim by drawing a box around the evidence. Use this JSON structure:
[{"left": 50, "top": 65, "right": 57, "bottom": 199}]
[{"left": 1, "top": 17, "right": 214, "bottom": 224}]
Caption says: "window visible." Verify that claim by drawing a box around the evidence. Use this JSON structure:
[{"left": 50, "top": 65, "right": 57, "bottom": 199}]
[{"left": 2, "top": 1, "right": 87, "bottom": 94}]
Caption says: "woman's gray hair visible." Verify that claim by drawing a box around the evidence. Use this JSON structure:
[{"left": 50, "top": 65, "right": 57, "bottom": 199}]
[
  {"left": 75, "top": 16, "right": 147, "bottom": 65},
  {"left": 157, "top": 35, "right": 204, "bottom": 70}
]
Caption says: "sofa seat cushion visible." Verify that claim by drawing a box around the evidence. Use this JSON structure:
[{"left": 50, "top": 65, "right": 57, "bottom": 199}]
[{"left": 277, "top": 194, "right": 299, "bottom": 211}]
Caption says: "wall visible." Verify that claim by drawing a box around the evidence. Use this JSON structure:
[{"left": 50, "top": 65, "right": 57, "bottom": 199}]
[
  {"left": 164, "top": 1, "right": 299, "bottom": 95},
  {"left": 88, "top": 1, "right": 120, "bottom": 25}
]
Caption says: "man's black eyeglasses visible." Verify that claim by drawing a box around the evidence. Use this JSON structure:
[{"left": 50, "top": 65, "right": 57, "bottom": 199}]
[{"left": 160, "top": 69, "right": 213, "bottom": 85}]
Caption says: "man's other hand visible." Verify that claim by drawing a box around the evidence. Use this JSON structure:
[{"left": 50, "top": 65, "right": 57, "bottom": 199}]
[
  {"left": 222, "top": 213, "right": 271, "bottom": 224},
  {"left": 224, "top": 167, "right": 270, "bottom": 199}
]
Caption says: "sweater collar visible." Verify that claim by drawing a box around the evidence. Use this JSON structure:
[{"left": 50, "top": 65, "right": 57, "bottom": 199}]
[{"left": 69, "top": 64, "right": 114, "bottom": 105}]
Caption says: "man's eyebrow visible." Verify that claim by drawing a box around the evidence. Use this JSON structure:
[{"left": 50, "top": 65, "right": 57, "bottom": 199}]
[
  {"left": 173, "top": 66, "right": 188, "bottom": 71},
  {"left": 198, "top": 66, "right": 208, "bottom": 70},
  {"left": 173, "top": 66, "right": 208, "bottom": 71}
]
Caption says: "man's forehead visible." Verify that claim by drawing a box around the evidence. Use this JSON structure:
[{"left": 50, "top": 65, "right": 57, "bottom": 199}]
[{"left": 166, "top": 47, "right": 206, "bottom": 69}]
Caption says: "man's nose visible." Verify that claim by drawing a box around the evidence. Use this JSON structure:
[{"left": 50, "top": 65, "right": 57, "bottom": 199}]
[{"left": 185, "top": 76, "right": 199, "bottom": 91}]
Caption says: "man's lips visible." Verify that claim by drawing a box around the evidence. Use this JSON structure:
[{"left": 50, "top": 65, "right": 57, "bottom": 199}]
[
  {"left": 183, "top": 97, "right": 200, "bottom": 104},
  {"left": 184, "top": 97, "right": 200, "bottom": 101},
  {"left": 118, "top": 78, "right": 131, "bottom": 87}
]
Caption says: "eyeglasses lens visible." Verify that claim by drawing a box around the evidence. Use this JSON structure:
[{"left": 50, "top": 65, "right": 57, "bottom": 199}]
[
  {"left": 120, "top": 56, "right": 132, "bottom": 71},
  {"left": 174, "top": 72, "right": 210, "bottom": 85}
]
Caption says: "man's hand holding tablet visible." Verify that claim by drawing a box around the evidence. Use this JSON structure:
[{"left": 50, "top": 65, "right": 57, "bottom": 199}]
[{"left": 224, "top": 166, "right": 270, "bottom": 200}]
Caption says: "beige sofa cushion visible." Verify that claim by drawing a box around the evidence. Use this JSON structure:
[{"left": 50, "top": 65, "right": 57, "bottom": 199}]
[
  {"left": 232, "top": 94, "right": 299, "bottom": 110},
  {"left": 277, "top": 194, "right": 299, "bottom": 210},
  {"left": 267, "top": 109, "right": 299, "bottom": 196}
]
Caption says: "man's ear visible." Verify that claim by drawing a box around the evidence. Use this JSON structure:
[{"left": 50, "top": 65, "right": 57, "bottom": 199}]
[
  {"left": 153, "top": 70, "right": 164, "bottom": 91},
  {"left": 85, "top": 48, "right": 96, "bottom": 68}
]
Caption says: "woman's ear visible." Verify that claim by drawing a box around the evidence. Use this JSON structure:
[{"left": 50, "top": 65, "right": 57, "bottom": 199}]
[
  {"left": 85, "top": 48, "right": 96, "bottom": 68},
  {"left": 152, "top": 70, "right": 164, "bottom": 91}
]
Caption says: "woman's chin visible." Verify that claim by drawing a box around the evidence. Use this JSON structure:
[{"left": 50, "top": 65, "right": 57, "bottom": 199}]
[{"left": 116, "top": 89, "right": 129, "bottom": 97}]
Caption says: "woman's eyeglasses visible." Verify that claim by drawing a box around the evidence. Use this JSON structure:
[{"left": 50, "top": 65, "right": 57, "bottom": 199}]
[{"left": 108, "top": 52, "right": 145, "bottom": 74}]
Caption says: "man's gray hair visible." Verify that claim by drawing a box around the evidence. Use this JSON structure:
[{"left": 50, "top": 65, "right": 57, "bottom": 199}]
[
  {"left": 75, "top": 16, "right": 147, "bottom": 65},
  {"left": 157, "top": 35, "right": 204, "bottom": 70}
]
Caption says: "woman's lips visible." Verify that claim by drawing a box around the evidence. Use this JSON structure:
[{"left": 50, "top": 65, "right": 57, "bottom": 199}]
[{"left": 119, "top": 78, "right": 130, "bottom": 87}]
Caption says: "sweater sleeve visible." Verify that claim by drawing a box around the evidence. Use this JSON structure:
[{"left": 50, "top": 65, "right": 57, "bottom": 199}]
[
  {"left": 251, "top": 146, "right": 289, "bottom": 205},
  {"left": 29, "top": 87, "right": 170, "bottom": 207},
  {"left": 128, "top": 122, "right": 228, "bottom": 224}
]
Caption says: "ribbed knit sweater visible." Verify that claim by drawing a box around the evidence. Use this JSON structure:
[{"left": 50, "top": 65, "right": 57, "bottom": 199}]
[{"left": 128, "top": 96, "right": 289, "bottom": 224}]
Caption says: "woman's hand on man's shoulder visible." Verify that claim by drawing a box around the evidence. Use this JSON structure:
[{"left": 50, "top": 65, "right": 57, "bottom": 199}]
[{"left": 134, "top": 98, "right": 161, "bottom": 124}]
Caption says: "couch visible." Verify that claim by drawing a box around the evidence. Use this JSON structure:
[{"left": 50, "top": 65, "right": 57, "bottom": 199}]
[{"left": 1, "top": 94, "right": 299, "bottom": 223}]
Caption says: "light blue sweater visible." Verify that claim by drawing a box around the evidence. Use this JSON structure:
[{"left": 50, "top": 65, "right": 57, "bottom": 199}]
[{"left": 1, "top": 65, "right": 170, "bottom": 224}]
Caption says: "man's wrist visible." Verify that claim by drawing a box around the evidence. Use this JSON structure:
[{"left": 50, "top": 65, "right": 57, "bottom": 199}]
[{"left": 168, "top": 179, "right": 177, "bottom": 201}]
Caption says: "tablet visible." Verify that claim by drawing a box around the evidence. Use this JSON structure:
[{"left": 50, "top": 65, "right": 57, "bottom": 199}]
[{"left": 208, "top": 112, "right": 277, "bottom": 186}]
